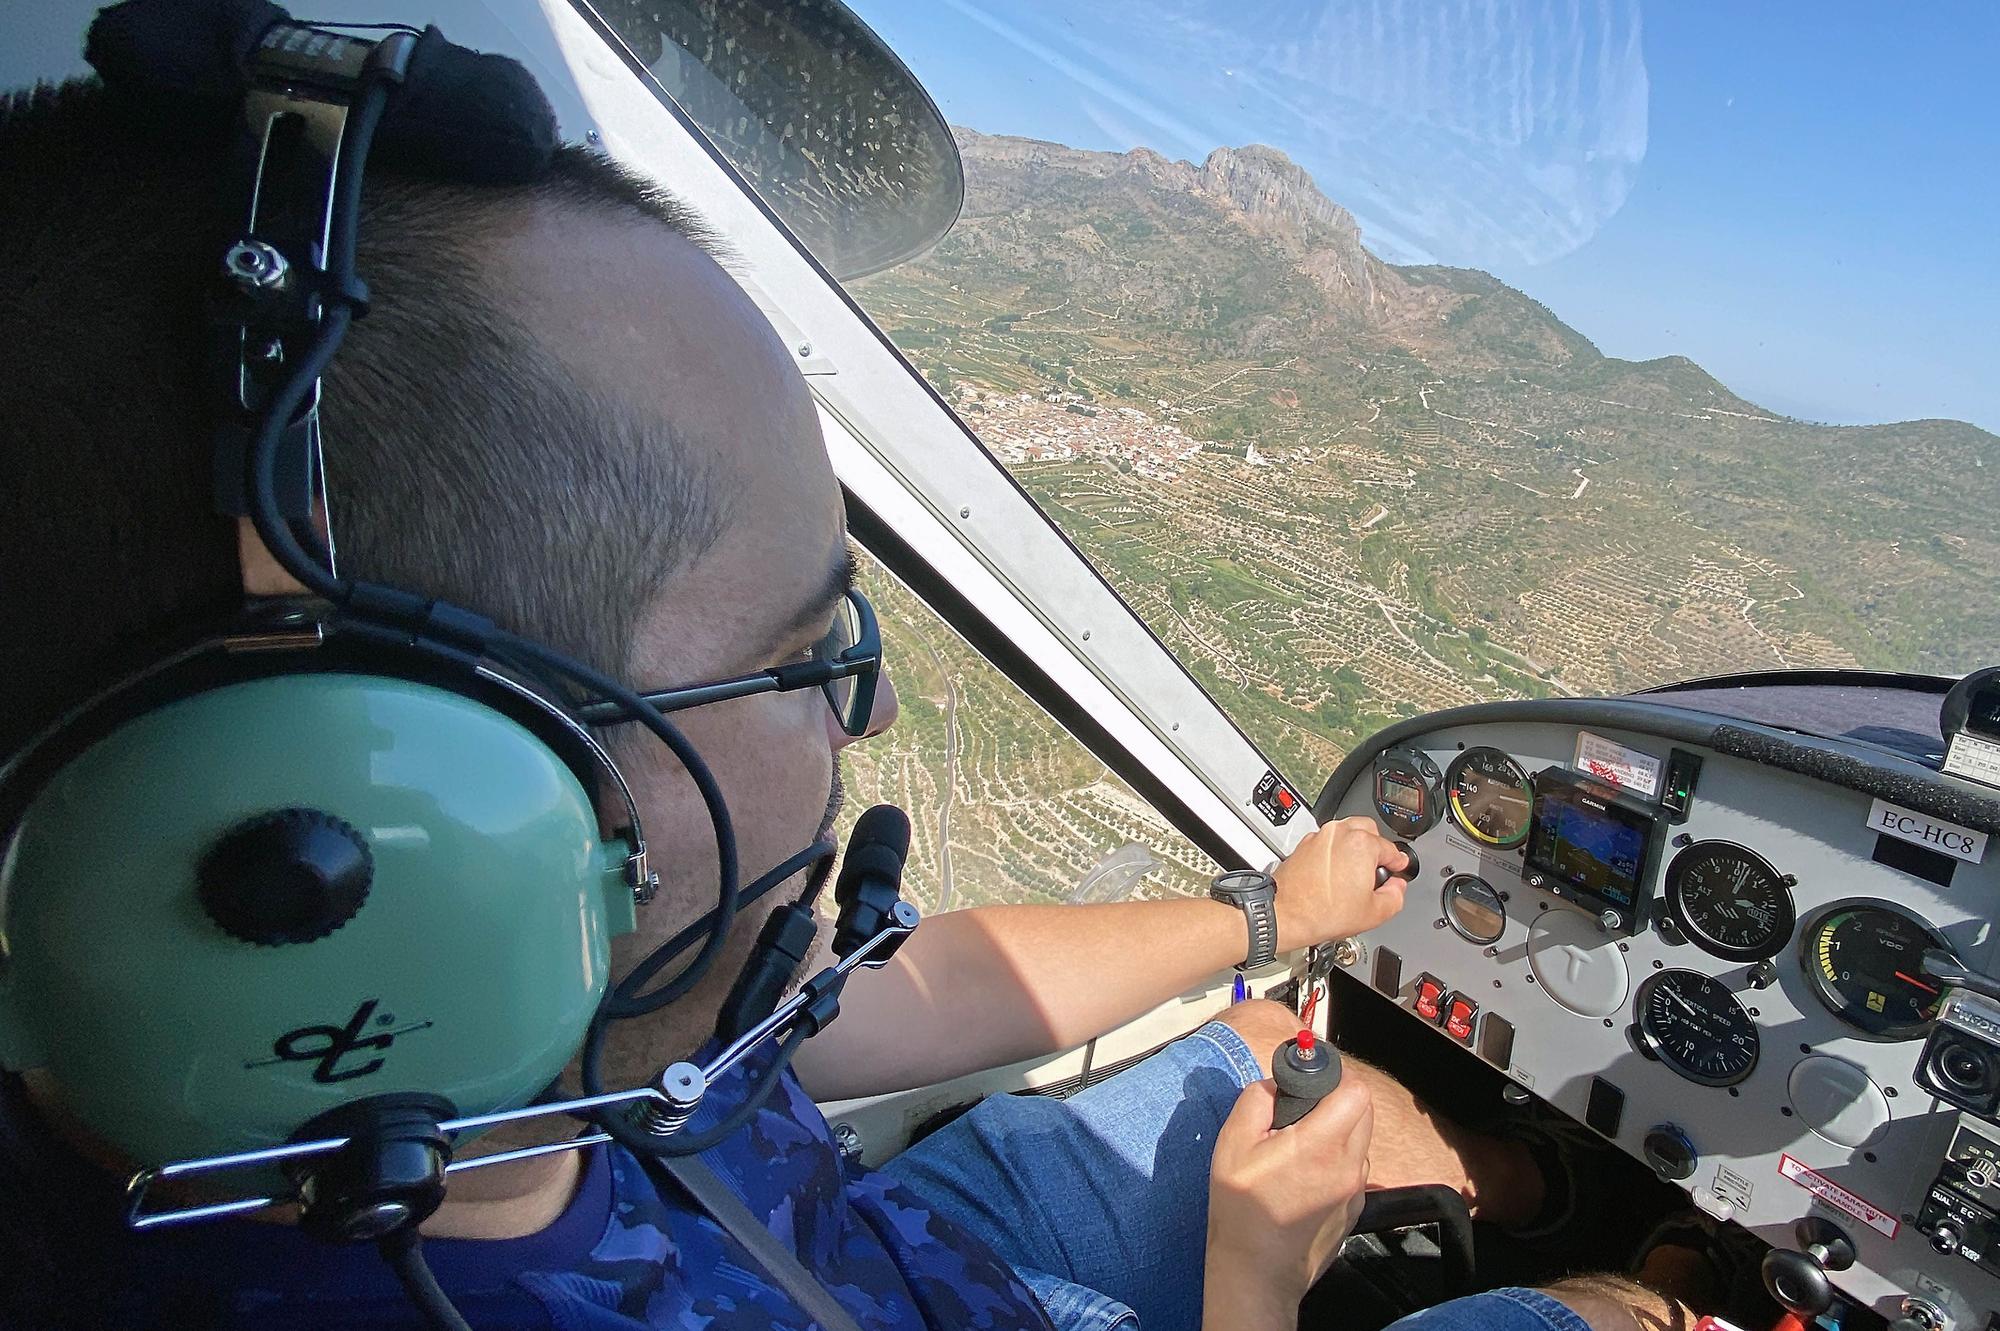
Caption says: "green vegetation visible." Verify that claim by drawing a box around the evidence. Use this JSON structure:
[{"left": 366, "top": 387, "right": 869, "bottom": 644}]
[{"left": 838, "top": 128, "right": 2000, "bottom": 910}]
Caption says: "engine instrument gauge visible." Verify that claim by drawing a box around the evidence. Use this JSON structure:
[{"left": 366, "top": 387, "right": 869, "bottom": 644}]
[
  {"left": 1663, "top": 842, "right": 1795, "bottom": 962},
  {"left": 1633, "top": 969, "right": 1760, "bottom": 1087},
  {"left": 1802, "top": 903, "right": 1952, "bottom": 1040},
  {"left": 1374, "top": 747, "right": 1443, "bottom": 838},
  {"left": 1442, "top": 874, "right": 1507, "bottom": 944},
  {"left": 1445, "top": 747, "right": 1533, "bottom": 848}
]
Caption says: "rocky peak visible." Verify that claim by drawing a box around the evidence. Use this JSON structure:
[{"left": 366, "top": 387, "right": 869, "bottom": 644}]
[
  {"left": 945, "top": 127, "right": 1462, "bottom": 337},
  {"left": 954, "top": 129, "right": 1362, "bottom": 244},
  {"left": 1195, "top": 144, "right": 1364, "bottom": 245}
]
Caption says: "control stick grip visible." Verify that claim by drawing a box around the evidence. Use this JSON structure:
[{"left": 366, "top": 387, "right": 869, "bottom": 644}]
[{"left": 1272, "top": 1029, "right": 1343, "bottom": 1129}]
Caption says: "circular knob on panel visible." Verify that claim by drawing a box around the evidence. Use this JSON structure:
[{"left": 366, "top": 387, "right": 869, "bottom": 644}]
[
  {"left": 1642, "top": 1124, "right": 1698, "bottom": 1181},
  {"left": 1893, "top": 1296, "right": 1949, "bottom": 1331},
  {"left": 1748, "top": 959, "right": 1779, "bottom": 989},
  {"left": 1931, "top": 1221, "right": 1963, "bottom": 1256},
  {"left": 199, "top": 808, "right": 373, "bottom": 945},
  {"left": 1761, "top": 1248, "right": 1834, "bottom": 1317}
]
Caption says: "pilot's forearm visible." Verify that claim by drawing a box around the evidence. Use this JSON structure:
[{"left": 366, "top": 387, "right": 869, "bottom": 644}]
[
  {"left": 1202, "top": 1264, "right": 1299, "bottom": 1331},
  {"left": 792, "top": 896, "right": 1250, "bottom": 1101}
]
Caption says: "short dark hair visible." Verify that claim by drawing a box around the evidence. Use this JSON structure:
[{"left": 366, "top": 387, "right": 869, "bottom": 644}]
[{"left": 0, "top": 78, "right": 730, "bottom": 752}]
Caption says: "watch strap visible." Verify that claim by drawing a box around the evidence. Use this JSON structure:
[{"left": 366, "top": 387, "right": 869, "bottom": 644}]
[
  {"left": 1239, "top": 889, "right": 1278, "bottom": 970},
  {"left": 1211, "top": 870, "right": 1279, "bottom": 971}
]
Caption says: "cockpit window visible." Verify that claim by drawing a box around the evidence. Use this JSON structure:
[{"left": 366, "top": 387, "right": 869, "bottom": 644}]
[
  {"left": 578, "top": 0, "right": 963, "bottom": 278},
  {"left": 829, "top": 0, "right": 1997, "bottom": 779},
  {"left": 845, "top": 555, "right": 1217, "bottom": 913}
]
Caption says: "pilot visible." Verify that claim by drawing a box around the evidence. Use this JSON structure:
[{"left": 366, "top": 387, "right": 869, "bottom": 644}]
[{"left": 0, "top": 51, "right": 1702, "bottom": 1331}]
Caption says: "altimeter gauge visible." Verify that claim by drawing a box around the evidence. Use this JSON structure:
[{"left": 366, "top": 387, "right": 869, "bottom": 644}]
[{"left": 1662, "top": 841, "right": 1794, "bottom": 963}]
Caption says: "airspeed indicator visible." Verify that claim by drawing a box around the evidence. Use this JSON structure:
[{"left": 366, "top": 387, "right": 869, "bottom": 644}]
[{"left": 1445, "top": 747, "right": 1533, "bottom": 848}]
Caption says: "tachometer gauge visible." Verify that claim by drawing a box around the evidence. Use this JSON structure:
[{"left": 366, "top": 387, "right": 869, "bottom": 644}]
[
  {"left": 1802, "top": 903, "right": 1952, "bottom": 1040},
  {"left": 1633, "top": 969, "right": 1760, "bottom": 1087},
  {"left": 1445, "top": 747, "right": 1532, "bottom": 848},
  {"left": 1663, "top": 842, "right": 1795, "bottom": 962}
]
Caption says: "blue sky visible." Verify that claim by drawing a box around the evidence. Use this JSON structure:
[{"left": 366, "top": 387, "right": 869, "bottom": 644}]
[{"left": 848, "top": 0, "right": 1997, "bottom": 432}]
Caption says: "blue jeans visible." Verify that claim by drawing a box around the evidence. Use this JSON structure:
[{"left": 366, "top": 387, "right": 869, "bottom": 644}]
[{"left": 882, "top": 1021, "right": 1588, "bottom": 1331}]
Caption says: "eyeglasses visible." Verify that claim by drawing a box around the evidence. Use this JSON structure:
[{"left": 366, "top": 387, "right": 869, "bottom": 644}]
[{"left": 575, "top": 588, "right": 882, "bottom": 737}]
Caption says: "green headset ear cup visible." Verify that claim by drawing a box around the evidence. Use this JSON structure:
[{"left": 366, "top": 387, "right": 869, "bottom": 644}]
[{"left": 0, "top": 670, "right": 637, "bottom": 1168}]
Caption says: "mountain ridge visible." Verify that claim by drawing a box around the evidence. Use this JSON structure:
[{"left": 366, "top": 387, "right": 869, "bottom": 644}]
[
  {"left": 950, "top": 126, "right": 1990, "bottom": 439},
  {"left": 859, "top": 124, "right": 1997, "bottom": 704}
]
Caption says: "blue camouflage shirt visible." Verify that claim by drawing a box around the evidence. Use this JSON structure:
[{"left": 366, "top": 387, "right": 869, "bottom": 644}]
[{"left": 0, "top": 1057, "right": 1056, "bottom": 1330}]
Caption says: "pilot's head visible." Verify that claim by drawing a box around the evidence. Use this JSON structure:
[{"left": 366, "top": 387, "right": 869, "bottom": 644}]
[{"left": 0, "top": 79, "right": 896, "bottom": 1078}]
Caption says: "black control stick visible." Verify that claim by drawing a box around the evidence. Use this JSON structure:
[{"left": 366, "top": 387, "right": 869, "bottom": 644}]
[
  {"left": 1272, "top": 1028, "right": 1342, "bottom": 1128},
  {"left": 1376, "top": 841, "right": 1420, "bottom": 889},
  {"left": 1271, "top": 1024, "right": 1474, "bottom": 1296}
]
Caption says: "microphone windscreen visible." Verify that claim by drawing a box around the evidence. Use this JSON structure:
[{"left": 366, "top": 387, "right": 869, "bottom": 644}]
[
  {"left": 86, "top": 2, "right": 558, "bottom": 187},
  {"left": 836, "top": 805, "right": 910, "bottom": 900}
]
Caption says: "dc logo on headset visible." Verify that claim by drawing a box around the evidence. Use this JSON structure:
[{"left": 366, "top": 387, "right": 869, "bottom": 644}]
[{"left": 244, "top": 999, "right": 435, "bottom": 1085}]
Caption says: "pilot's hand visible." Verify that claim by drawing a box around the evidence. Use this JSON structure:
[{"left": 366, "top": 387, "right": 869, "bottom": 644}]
[
  {"left": 1272, "top": 815, "right": 1409, "bottom": 950},
  {"left": 1203, "top": 1076, "right": 1374, "bottom": 1323}
]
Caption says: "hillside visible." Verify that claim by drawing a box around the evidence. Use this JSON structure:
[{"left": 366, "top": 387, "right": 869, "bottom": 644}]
[{"left": 836, "top": 128, "right": 1997, "bottom": 904}]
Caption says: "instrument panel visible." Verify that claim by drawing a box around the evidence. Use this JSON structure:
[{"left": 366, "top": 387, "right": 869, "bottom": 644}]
[{"left": 1323, "top": 711, "right": 2000, "bottom": 1326}]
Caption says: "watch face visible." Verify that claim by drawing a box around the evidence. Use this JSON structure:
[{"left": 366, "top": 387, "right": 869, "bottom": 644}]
[{"left": 1213, "top": 870, "right": 1270, "bottom": 898}]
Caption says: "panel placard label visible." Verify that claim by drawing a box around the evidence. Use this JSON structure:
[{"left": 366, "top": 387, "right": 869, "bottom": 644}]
[
  {"left": 1777, "top": 1153, "right": 1899, "bottom": 1238},
  {"left": 1944, "top": 731, "right": 2000, "bottom": 787},
  {"left": 1866, "top": 798, "right": 1987, "bottom": 864},
  {"left": 1710, "top": 1165, "right": 1754, "bottom": 1210},
  {"left": 1574, "top": 731, "right": 1662, "bottom": 797}
]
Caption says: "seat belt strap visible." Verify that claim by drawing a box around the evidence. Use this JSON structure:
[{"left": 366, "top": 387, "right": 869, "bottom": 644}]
[{"left": 654, "top": 1153, "right": 868, "bottom": 1331}]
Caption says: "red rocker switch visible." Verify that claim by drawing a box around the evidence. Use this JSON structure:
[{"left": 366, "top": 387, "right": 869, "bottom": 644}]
[
  {"left": 1413, "top": 973, "right": 1447, "bottom": 1023},
  {"left": 1443, "top": 992, "right": 1479, "bottom": 1043}
]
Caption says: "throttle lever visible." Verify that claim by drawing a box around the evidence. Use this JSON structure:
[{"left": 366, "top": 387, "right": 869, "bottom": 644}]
[
  {"left": 1760, "top": 1217, "right": 1854, "bottom": 1319},
  {"left": 1375, "top": 841, "right": 1420, "bottom": 889}
]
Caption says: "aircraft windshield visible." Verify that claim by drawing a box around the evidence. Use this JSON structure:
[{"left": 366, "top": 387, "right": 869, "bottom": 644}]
[
  {"left": 579, "top": 0, "right": 1998, "bottom": 907},
  {"left": 813, "top": 0, "right": 1998, "bottom": 786}
]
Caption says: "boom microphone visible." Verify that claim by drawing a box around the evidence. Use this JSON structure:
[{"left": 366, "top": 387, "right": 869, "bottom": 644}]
[
  {"left": 833, "top": 805, "right": 911, "bottom": 958},
  {"left": 716, "top": 808, "right": 910, "bottom": 1040}
]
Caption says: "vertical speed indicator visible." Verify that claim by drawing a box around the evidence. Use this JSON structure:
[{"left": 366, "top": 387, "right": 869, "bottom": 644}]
[{"left": 1633, "top": 969, "right": 1760, "bottom": 1087}]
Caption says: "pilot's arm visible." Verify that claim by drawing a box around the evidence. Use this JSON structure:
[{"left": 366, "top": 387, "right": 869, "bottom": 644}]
[{"left": 792, "top": 816, "right": 1410, "bottom": 1101}]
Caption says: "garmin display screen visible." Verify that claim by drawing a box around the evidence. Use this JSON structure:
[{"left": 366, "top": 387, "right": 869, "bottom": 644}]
[{"left": 1525, "top": 770, "right": 1660, "bottom": 918}]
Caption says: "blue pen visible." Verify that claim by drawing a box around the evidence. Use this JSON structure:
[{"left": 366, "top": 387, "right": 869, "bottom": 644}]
[{"left": 1232, "top": 974, "right": 1247, "bottom": 1004}]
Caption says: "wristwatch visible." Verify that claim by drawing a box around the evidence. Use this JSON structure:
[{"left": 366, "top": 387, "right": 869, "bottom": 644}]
[{"left": 1210, "top": 867, "right": 1279, "bottom": 971}]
